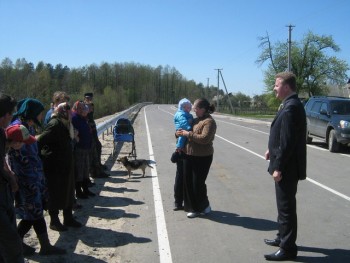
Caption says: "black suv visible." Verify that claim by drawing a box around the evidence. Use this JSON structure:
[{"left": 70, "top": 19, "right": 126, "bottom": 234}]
[{"left": 305, "top": 96, "right": 350, "bottom": 152}]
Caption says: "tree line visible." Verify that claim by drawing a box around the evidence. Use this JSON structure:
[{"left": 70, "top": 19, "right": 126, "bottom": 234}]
[
  {"left": 0, "top": 58, "right": 222, "bottom": 118},
  {"left": 1, "top": 31, "right": 348, "bottom": 118}
]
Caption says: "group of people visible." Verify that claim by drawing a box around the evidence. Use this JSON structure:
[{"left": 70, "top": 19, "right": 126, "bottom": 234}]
[
  {"left": 0, "top": 72, "right": 306, "bottom": 262},
  {"left": 0, "top": 91, "right": 109, "bottom": 262},
  {"left": 172, "top": 72, "right": 307, "bottom": 261}
]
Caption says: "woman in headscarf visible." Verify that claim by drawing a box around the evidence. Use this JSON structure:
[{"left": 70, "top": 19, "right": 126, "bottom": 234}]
[
  {"left": 71, "top": 100, "right": 95, "bottom": 198},
  {"left": 37, "top": 102, "right": 82, "bottom": 232},
  {"left": 8, "top": 98, "right": 66, "bottom": 255}
]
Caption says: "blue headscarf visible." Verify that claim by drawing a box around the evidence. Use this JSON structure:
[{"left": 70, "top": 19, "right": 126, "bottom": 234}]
[{"left": 13, "top": 98, "right": 45, "bottom": 126}]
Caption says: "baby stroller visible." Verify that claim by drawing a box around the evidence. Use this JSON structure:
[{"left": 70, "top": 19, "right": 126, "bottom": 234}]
[{"left": 112, "top": 118, "right": 137, "bottom": 158}]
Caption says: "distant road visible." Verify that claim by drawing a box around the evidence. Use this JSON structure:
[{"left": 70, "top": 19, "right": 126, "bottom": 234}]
[{"left": 113, "top": 104, "right": 350, "bottom": 263}]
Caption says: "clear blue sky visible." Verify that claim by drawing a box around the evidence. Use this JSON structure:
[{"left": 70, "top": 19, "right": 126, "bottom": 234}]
[{"left": 1, "top": 0, "right": 349, "bottom": 96}]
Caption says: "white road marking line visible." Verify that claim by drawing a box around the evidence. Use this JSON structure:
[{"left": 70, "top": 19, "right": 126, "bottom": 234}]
[
  {"left": 215, "top": 134, "right": 266, "bottom": 160},
  {"left": 144, "top": 107, "right": 173, "bottom": 263},
  {"left": 307, "top": 144, "right": 328, "bottom": 152},
  {"left": 306, "top": 178, "right": 350, "bottom": 201},
  {"left": 340, "top": 152, "right": 350, "bottom": 158},
  {"left": 216, "top": 119, "right": 269, "bottom": 135},
  {"left": 215, "top": 134, "right": 350, "bottom": 202},
  {"left": 158, "top": 105, "right": 350, "bottom": 202}
]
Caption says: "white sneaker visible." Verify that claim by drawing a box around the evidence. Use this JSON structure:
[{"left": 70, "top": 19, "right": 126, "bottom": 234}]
[
  {"left": 187, "top": 212, "right": 199, "bottom": 218},
  {"left": 200, "top": 205, "right": 211, "bottom": 215}
]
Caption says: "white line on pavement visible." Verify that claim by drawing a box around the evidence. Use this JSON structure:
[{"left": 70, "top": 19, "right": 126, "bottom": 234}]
[
  {"left": 144, "top": 107, "right": 173, "bottom": 263},
  {"left": 216, "top": 120, "right": 269, "bottom": 135},
  {"left": 215, "top": 134, "right": 350, "bottom": 202}
]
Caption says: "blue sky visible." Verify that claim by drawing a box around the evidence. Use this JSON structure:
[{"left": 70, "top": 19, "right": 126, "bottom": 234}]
[{"left": 1, "top": 0, "right": 349, "bottom": 96}]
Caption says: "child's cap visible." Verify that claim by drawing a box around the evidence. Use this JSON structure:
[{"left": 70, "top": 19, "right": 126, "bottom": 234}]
[
  {"left": 178, "top": 98, "right": 192, "bottom": 110},
  {"left": 5, "top": 124, "right": 36, "bottom": 144}
]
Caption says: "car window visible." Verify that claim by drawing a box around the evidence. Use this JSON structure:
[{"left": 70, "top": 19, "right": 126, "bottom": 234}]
[
  {"left": 310, "top": 101, "right": 322, "bottom": 113},
  {"left": 331, "top": 101, "right": 350, "bottom": 115},
  {"left": 320, "top": 102, "right": 328, "bottom": 113}
]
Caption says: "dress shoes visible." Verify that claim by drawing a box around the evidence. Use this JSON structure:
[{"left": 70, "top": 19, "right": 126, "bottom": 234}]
[
  {"left": 264, "top": 238, "right": 281, "bottom": 247},
  {"left": 264, "top": 249, "right": 297, "bottom": 261}
]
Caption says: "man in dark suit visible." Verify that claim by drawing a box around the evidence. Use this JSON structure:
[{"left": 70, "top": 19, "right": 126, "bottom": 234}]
[{"left": 264, "top": 72, "right": 307, "bottom": 261}]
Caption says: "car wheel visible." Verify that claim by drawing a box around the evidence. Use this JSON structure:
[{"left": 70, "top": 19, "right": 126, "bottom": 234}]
[{"left": 328, "top": 129, "right": 340, "bottom": 152}]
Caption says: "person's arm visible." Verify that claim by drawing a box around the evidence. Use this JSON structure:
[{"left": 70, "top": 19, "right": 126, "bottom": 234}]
[
  {"left": 3, "top": 157, "right": 18, "bottom": 192},
  {"left": 272, "top": 105, "right": 299, "bottom": 173},
  {"left": 175, "top": 112, "right": 191, "bottom": 131},
  {"left": 188, "top": 118, "right": 216, "bottom": 145},
  {"left": 37, "top": 120, "right": 56, "bottom": 145}
]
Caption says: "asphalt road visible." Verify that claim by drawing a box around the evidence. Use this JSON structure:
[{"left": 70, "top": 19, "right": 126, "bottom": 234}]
[{"left": 111, "top": 104, "right": 350, "bottom": 263}]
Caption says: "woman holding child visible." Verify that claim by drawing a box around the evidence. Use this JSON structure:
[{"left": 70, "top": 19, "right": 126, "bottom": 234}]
[{"left": 176, "top": 98, "right": 217, "bottom": 218}]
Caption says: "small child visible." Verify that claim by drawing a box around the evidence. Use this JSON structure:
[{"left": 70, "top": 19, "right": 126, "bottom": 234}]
[
  {"left": 171, "top": 98, "right": 193, "bottom": 211},
  {"left": 173, "top": 98, "right": 193, "bottom": 154}
]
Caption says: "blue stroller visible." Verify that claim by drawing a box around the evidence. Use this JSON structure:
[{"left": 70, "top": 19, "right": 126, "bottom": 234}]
[{"left": 112, "top": 118, "right": 137, "bottom": 158}]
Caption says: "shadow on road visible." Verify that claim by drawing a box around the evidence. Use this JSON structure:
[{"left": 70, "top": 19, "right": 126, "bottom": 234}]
[
  {"left": 203, "top": 210, "right": 278, "bottom": 231},
  {"left": 296, "top": 245, "right": 350, "bottom": 263}
]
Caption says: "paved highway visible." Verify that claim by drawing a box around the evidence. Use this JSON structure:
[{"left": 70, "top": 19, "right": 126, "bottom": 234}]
[{"left": 112, "top": 104, "right": 350, "bottom": 263}]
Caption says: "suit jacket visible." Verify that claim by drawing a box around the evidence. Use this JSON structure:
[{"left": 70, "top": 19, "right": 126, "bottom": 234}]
[{"left": 268, "top": 94, "right": 307, "bottom": 180}]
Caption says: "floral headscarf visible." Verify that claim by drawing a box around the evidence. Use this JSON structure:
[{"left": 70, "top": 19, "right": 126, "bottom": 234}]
[
  {"left": 52, "top": 102, "right": 70, "bottom": 120},
  {"left": 72, "top": 101, "right": 88, "bottom": 116}
]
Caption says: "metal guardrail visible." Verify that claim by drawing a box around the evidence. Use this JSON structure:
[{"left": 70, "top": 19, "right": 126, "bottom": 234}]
[{"left": 96, "top": 102, "right": 152, "bottom": 137}]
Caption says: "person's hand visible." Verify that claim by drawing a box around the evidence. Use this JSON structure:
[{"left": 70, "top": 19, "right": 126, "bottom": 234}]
[
  {"left": 272, "top": 170, "right": 282, "bottom": 182},
  {"left": 265, "top": 150, "right": 270, "bottom": 160},
  {"left": 176, "top": 129, "right": 189, "bottom": 137},
  {"left": 175, "top": 129, "right": 183, "bottom": 137}
]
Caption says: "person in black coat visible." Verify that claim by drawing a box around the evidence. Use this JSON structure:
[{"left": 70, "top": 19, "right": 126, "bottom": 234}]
[
  {"left": 264, "top": 72, "right": 307, "bottom": 261},
  {"left": 38, "top": 102, "right": 82, "bottom": 231}
]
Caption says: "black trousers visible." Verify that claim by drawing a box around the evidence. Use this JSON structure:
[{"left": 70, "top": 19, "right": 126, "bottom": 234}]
[
  {"left": 17, "top": 217, "right": 47, "bottom": 238},
  {"left": 174, "top": 159, "right": 184, "bottom": 206},
  {"left": 183, "top": 154, "right": 213, "bottom": 212},
  {"left": 0, "top": 183, "right": 24, "bottom": 263},
  {"left": 275, "top": 178, "right": 298, "bottom": 252}
]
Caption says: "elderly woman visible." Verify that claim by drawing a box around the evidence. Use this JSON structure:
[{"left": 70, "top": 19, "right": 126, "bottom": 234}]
[
  {"left": 176, "top": 98, "right": 217, "bottom": 218},
  {"left": 38, "top": 102, "right": 82, "bottom": 232},
  {"left": 71, "top": 101, "right": 95, "bottom": 198},
  {"left": 8, "top": 98, "right": 66, "bottom": 255}
]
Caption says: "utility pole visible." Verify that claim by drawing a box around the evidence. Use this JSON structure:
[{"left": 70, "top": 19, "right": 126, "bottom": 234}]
[
  {"left": 206, "top": 77, "right": 210, "bottom": 99},
  {"left": 214, "top": 68, "right": 222, "bottom": 111},
  {"left": 219, "top": 70, "right": 234, "bottom": 113},
  {"left": 286, "top": 24, "right": 295, "bottom": 72}
]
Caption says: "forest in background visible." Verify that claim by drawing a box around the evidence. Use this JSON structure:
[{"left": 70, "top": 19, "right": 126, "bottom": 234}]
[{"left": 0, "top": 57, "right": 224, "bottom": 118}]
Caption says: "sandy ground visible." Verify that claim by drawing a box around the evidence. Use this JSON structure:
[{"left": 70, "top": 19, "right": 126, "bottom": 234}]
[{"left": 21, "top": 113, "right": 136, "bottom": 263}]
